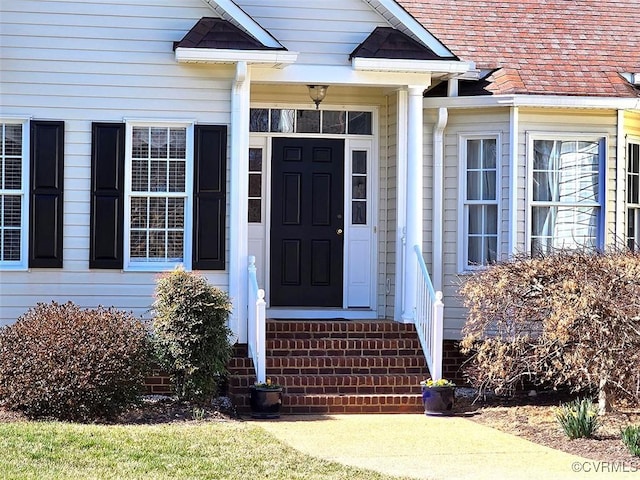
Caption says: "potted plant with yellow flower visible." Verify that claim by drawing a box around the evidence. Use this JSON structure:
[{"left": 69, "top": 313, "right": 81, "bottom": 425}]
[
  {"left": 249, "top": 378, "right": 283, "bottom": 419},
  {"left": 420, "top": 378, "right": 455, "bottom": 415}
]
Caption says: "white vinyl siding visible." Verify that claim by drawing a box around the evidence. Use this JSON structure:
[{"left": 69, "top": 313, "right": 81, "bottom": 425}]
[
  {"left": 0, "top": 0, "right": 230, "bottom": 324},
  {"left": 235, "top": 0, "right": 390, "bottom": 66},
  {"left": 0, "top": 121, "right": 28, "bottom": 269}
]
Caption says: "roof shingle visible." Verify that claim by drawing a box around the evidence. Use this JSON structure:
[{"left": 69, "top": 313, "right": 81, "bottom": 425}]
[{"left": 398, "top": 0, "right": 640, "bottom": 97}]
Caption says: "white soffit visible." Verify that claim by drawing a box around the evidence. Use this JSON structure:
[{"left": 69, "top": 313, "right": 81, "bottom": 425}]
[
  {"left": 175, "top": 48, "right": 298, "bottom": 67},
  {"left": 200, "top": 0, "right": 283, "bottom": 49},
  {"left": 352, "top": 57, "right": 473, "bottom": 75},
  {"left": 361, "top": 0, "right": 455, "bottom": 58}
]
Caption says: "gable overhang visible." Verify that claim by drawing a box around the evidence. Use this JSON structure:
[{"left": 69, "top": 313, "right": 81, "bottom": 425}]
[
  {"left": 175, "top": 47, "right": 298, "bottom": 67},
  {"left": 200, "top": 0, "right": 283, "bottom": 49},
  {"left": 361, "top": 0, "right": 455, "bottom": 58}
]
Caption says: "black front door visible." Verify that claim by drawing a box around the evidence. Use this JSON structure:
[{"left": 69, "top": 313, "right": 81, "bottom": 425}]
[{"left": 270, "top": 138, "right": 344, "bottom": 306}]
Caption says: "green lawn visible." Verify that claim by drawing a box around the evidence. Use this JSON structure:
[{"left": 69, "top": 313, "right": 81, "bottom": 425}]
[{"left": 0, "top": 421, "right": 412, "bottom": 480}]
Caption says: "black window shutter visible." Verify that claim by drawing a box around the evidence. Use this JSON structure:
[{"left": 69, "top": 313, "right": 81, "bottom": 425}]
[
  {"left": 90, "top": 123, "right": 125, "bottom": 269},
  {"left": 193, "top": 125, "right": 227, "bottom": 270},
  {"left": 29, "top": 120, "right": 64, "bottom": 268}
]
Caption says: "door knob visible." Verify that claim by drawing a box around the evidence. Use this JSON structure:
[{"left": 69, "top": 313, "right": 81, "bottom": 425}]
[{"left": 336, "top": 228, "right": 343, "bottom": 235}]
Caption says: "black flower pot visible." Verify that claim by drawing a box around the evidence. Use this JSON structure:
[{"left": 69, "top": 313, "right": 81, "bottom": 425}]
[
  {"left": 249, "top": 386, "right": 283, "bottom": 419},
  {"left": 421, "top": 386, "right": 455, "bottom": 416}
]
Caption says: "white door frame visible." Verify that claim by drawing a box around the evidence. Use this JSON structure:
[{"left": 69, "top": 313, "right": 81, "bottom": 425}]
[{"left": 247, "top": 104, "right": 379, "bottom": 318}]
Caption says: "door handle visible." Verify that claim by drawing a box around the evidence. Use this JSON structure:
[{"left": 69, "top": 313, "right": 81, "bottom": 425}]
[{"left": 336, "top": 228, "right": 343, "bottom": 235}]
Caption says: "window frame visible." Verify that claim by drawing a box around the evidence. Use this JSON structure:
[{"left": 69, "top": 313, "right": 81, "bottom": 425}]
[
  {"left": 0, "top": 119, "right": 29, "bottom": 270},
  {"left": 123, "top": 121, "right": 194, "bottom": 271},
  {"left": 458, "top": 133, "right": 501, "bottom": 272},
  {"left": 627, "top": 137, "right": 640, "bottom": 250},
  {"left": 526, "top": 133, "right": 606, "bottom": 255}
]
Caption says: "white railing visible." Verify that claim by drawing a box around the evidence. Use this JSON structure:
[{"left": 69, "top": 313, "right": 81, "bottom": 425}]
[
  {"left": 414, "top": 245, "right": 444, "bottom": 381},
  {"left": 247, "top": 255, "right": 266, "bottom": 383}
]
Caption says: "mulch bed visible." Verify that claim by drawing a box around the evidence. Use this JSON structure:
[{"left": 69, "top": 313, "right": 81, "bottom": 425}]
[{"left": 454, "top": 390, "right": 640, "bottom": 468}]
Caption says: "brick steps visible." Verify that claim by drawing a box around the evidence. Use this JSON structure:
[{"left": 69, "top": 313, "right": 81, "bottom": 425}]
[{"left": 228, "top": 320, "right": 429, "bottom": 415}]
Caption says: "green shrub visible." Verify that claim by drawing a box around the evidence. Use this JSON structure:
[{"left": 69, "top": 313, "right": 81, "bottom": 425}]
[
  {"left": 555, "top": 398, "right": 601, "bottom": 439},
  {"left": 621, "top": 425, "right": 640, "bottom": 456},
  {"left": 152, "top": 268, "right": 233, "bottom": 403},
  {"left": 0, "top": 302, "right": 151, "bottom": 421}
]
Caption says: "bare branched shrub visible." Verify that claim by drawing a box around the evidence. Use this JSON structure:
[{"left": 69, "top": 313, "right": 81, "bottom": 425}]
[{"left": 460, "top": 249, "right": 640, "bottom": 413}]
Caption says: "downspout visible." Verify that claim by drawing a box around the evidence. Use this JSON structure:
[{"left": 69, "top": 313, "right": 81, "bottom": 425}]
[
  {"left": 432, "top": 107, "right": 448, "bottom": 291},
  {"left": 229, "top": 61, "right": 250, "bottom": 343},
  {"left": 509, "top": 106, "right": 519, "bottom": 255},
  {"left": 615, "top": 109, "right": 625, "bottom": 246}
]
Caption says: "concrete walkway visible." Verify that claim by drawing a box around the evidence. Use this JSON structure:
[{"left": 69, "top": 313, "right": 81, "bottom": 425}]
[{"left": 253, "top": 414, "right": 638, "bottom": 479}]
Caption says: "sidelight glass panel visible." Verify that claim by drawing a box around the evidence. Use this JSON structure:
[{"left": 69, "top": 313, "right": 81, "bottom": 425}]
[
  {"left": 351, "top": 150, "right": 367, "bottom": 225},
  {"left": 248, "top": 148, "right": 263, "bottom": 223}
]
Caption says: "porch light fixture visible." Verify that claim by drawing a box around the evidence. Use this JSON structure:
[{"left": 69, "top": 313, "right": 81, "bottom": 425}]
[{"left": 307, "top": 85, "right": 329, "bottom": 109}]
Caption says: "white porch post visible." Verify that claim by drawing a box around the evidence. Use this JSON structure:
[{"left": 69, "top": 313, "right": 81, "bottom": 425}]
[
  {"left": 229, "top": 61, "right": 250, "bottom": 343},
  {"left": 402, "top": 86, "right": 425, "bottom": 322}
]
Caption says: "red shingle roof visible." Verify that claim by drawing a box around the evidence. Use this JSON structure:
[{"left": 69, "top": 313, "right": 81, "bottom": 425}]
[{"left": 398, "top": 0, "right": 640, "bottom": 97}]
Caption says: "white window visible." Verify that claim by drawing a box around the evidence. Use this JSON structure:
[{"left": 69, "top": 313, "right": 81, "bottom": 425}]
[
  {"left": 461, "top": 136, "right": 499, "bottom": 268},
  {"left": 627, "top": 140, "right": 640, "bottom": 250},
  {"left": 529, "top": 137, "right": 604, "bottom": 255},
  {"left": 125, "top": 123, "right": 192, "bottom": 270},
  {"left": 0, "top": 121, "right": 28, "bottom": 269}
]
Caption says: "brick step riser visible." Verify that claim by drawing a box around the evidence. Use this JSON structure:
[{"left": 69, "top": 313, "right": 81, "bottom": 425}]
[
  {"left": 229, "top": 357, "right": 427, "bottom": 368},
  {"left": 230, "top": 374, "right": 426, "bottom": 387},
  {"left": 267, "top": 338, "right": 422, "bottom": 350},
  {"left": 232, "top": 394, "right": 425, "bottom": 415},
  {"left": 230, "top": 381, "right": 424, "bottom": 395},
  {"left": 265, "top": 324, "right": 421, "bottom": 340},
  {"left": 267, "top": 332, "right": 419, "bottom": 340},
  {"left": 266, "top": 357, "right": 428, "bottom": 368},
  {"left": 268, "top": 349, "right": 424, "bottom": 357}
]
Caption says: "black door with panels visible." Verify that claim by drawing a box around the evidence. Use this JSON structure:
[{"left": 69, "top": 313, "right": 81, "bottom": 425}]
[{"left": 270, "top": 138, "right": 344, "bottom": 306}]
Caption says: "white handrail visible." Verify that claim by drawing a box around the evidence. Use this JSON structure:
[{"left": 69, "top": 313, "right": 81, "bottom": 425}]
[
  {"left": 248, "top": 255, "right": 266, "bottom": 383},
  {"left": 414, "top": 245, "right": 444, "bottom": 381}
]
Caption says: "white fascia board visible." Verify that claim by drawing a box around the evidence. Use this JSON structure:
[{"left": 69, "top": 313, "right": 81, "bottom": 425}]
[
  {"left": 423, "top": 94, "right": 640, "bottom": 111},
  {"left": 175, "top": 48, "right": 298, "bottom": 67},
  {"left": 362, "top": 0, "right": 454, "bottom": 58},
  {"left": 352, "top": 57, "right": 472, "bottom": 75},
  {"left": 251, "top": 64, "right": 431, "bottom": 87},
  {"left": 201, "top": 0, "right": 283, "bottom": 49}
]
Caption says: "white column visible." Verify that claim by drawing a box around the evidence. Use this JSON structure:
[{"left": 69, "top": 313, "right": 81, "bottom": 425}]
[
  {"left": 395, "top": 89, "right": 408, "bottom": 321},
  {"left": 402, "top": 86, "right": 425, "bottom": 322},
  {"left": 229, "top": 61, "right": 250, "bottom": 343}
]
